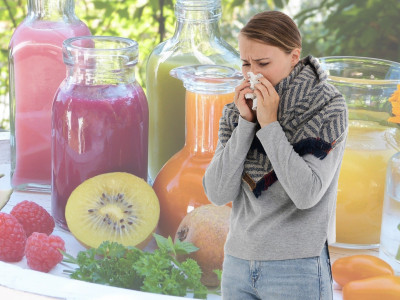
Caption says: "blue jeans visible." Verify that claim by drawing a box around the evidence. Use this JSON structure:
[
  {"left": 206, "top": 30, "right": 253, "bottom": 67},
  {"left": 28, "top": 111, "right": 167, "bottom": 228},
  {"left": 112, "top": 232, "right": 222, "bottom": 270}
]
[{"left": 221, "top": 243, "right": 333, "bottom": 300}]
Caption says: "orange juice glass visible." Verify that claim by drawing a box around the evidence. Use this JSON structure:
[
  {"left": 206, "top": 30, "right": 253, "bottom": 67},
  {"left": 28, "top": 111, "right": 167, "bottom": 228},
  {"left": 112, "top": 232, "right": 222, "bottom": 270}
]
[
  {"left": 153, "top": 65, "right": 242, "bottom": 238},
  {"left": 320, "top": 57, "right": 400, "bottom": 248}
]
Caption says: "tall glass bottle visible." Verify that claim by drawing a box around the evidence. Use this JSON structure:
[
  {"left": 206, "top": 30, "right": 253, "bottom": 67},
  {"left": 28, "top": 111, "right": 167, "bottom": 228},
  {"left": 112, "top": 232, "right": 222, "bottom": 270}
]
[
  {"left": 146, "top": 0, "right": 241, "bottom": 184},
  {"left": 153, "top": 65, "right": 242, "bottom": 238},
  {"left": 8, "top": 0, "right": 91, "bottom": 192}
]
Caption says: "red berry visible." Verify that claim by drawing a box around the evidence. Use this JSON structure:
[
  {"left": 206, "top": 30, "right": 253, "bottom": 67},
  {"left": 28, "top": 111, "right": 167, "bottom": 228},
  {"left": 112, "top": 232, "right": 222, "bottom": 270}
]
[
  {"left": 25, "top": 232, "right": 66, "bottom": 272},
  {"left": 0, "top": 212, "right": 26, "bottom": 262},
  {"left": 11, "top": 200, "right": 55, "bottom": 237}
]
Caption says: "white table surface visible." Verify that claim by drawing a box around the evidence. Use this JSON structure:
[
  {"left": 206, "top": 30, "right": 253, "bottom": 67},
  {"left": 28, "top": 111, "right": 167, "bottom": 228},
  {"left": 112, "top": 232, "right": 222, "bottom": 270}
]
[{"left": 0, "top": 133, "right": 380, "bottom": 299}]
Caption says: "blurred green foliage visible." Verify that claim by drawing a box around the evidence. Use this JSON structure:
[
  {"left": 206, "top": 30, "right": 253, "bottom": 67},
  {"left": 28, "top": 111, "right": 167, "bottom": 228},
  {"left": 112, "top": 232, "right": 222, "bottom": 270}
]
[
  {"left": 0, "top": 0, "right": 399, "bottom": 130},
  {"left": 295, "top": 0, "right": 400, "bottom": 61}
]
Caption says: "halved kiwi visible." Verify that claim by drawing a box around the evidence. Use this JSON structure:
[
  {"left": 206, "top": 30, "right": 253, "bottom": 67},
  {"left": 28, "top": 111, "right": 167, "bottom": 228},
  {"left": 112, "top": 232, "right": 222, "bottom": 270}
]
[{"left": 65, "top": 172, "right": 160, "bottom": 249}]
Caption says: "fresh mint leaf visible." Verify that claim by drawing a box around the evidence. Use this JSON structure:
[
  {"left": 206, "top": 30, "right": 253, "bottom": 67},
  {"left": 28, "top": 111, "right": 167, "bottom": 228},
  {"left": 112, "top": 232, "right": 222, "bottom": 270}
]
[
  {"left": 174, "top": 238, "right": 199, "bottom": 255},
  {"left": 153, "top": 233, "right": 175, "bottom": 254}
]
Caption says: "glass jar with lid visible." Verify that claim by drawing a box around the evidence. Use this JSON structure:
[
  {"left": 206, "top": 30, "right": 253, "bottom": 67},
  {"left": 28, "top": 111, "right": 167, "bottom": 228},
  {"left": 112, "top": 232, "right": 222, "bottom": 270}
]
[{"left": 146, "top": 0, "right": 241, "bottom": 184}]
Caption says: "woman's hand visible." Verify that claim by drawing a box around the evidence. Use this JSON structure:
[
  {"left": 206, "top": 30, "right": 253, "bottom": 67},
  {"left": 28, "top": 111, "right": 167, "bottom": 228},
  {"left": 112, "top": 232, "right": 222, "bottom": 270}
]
[
  {"left": 234, "top": 80, "right": 256, "bottom": 123},
  {"left": 254, "top": 77, "right": 280, "bottom": 128}
]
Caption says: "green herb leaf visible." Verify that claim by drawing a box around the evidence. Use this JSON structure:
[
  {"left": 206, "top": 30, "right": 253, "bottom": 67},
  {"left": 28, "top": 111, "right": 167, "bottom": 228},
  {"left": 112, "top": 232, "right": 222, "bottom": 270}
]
[
  {"left": 60, "top": 250, "right": 78, "bottom": 264},
  {"left": 397, "top": 223, "right": 400, "bottom": 231},
  {"left": 174, "top": 238, "right": 199, "bottom": 255},
  {"left": 63, "top": 238, "right": 208, "bottom": 299},
  {"left": 213, "top": 269, "right": 222, "bottom": 281},
  {"left": 396, "top": 244, "right": 400, "bottom": 261},
  {"left": 154, "top": 233, "right": 175, "bottom": 254}
]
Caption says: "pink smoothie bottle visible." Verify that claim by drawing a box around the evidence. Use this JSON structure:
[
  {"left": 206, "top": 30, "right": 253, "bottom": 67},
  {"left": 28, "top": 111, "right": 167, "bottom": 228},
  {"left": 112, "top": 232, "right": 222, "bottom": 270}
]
[
  {"left": 8, "top": 0, "right": 91, "bottom": 192},
  {"left": 51, "top": 36, "right": 149, "bottom": 230}
]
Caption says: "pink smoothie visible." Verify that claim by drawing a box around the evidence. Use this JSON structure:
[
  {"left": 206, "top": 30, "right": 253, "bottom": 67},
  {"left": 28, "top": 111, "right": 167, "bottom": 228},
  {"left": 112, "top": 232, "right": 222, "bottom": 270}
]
[
  {"left": 51, "top": 83, "right": 149, "bottom": 230},
  {"left": 9, "top": 20, "right": 91, "bottom": 189}
]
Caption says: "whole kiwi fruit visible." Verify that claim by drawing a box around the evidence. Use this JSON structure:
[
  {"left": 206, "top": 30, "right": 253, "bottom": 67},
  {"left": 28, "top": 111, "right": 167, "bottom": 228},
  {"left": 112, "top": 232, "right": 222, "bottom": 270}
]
[{"left": 175, "top": 204, "right": 231, "bottom": 287}]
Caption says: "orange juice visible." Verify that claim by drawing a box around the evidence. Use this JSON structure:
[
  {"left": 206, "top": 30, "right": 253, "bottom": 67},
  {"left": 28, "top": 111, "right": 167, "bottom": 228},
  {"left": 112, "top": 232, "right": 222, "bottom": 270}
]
[
  {"left": 154, "top": 90, "right": 234, "bottom": 238},
  {"left": 336, "top": 120, "right": 400, "bottom": 246}
]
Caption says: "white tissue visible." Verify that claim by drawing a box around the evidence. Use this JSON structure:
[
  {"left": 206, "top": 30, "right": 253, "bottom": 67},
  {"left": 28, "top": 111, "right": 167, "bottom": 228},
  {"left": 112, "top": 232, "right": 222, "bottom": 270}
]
[{"left": 245, "top": 72, "right": 263, "bottom": 110}]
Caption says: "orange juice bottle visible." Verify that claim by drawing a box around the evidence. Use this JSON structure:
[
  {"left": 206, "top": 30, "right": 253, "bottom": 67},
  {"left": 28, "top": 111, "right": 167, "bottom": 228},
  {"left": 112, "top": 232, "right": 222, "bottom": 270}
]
[{"left": 153, "top": 65, "right": 242, "bottom": 238}]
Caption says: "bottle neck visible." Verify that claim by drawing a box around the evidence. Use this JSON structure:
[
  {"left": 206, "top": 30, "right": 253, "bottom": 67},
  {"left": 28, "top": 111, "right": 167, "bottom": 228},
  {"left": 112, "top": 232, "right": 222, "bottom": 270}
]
[
  {"left": 27, "top": 0, "right": 76, "bottom": 20},
  {"left": 173, "top": 19, "right": 221, "bottom": 40},
  {"left": 173, "top": 5, "right": 222, "bottom": 40},
  {"left": 184, "top": 91, "right": 234, "bottom": 154}
]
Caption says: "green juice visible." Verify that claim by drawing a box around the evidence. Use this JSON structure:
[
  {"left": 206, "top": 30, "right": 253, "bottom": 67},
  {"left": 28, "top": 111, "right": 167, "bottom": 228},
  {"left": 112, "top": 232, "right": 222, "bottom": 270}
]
[{"left": 146, "top": 53, "right": 241, "bottom": 182}]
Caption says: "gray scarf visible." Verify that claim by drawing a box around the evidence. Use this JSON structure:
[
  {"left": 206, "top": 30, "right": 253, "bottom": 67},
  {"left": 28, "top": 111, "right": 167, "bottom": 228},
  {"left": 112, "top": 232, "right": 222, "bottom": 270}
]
[{"left": 218, "top": 56, "right": 348, "bottom": 197}]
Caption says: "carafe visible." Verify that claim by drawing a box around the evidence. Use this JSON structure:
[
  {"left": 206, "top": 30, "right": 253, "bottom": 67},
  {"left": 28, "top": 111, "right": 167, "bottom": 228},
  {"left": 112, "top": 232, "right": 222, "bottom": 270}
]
[
  {"left": 153, "top": 64, "right": 242, "bottom": 238},
  {"left": 146, "top": 0, "right": 241, "bottom": 184},
  {"left": 8, "top": 0, "right": 91, "bottom": 192}
]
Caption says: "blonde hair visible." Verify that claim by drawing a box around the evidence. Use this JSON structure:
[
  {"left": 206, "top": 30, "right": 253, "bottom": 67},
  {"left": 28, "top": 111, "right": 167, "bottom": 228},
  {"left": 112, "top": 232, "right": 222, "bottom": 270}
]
[{"left": 240, "top": 11, "right": 302, "bottom": 53}]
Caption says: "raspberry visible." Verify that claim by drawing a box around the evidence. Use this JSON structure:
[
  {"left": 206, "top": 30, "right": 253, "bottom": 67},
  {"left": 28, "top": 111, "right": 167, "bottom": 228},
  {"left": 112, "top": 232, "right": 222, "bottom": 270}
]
[
  {"left": 10, "top": 200, "right": 55, "bottom": 237},
  {"left": 0, "top": 212, "right": 26, "bottom": 262},
  {"left": 25, "top": 232, "right": 66, "bottom": 272}
]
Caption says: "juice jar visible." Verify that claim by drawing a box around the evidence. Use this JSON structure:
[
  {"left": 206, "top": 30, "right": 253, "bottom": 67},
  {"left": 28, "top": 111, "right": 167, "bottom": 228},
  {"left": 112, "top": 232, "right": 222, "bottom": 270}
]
[
  {"left": 380, "top": 151, "right": 400, "bottom": 274},
  {"left": 146, "top": 0, "right": 241, "bottom": 184},
  {"left": 51, "top": 36, "right": 148, "bottom": 230},
  {"left": 320, "top": 56, "right": 400, "bottom": 248},
  {"left": 153, "top": 65, "right": 242, "bottom": 238},
  {"left": 8, "top": 0, "right": 91, "bottom": 192}
]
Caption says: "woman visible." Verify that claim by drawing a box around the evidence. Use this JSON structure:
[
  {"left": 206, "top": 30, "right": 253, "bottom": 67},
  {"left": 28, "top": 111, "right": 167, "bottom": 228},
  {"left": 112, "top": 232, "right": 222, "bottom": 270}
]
[{"left": 203, "top": 11, "right": 348, "bottom": 300}]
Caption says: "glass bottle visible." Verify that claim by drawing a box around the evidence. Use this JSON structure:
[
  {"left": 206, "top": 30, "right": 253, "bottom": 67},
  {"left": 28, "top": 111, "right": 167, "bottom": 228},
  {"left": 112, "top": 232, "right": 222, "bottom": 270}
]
[
  {"left": 153, "top": 65, "right": 242, "bottom": 238},
  {"left": 146, "top": 0, "right": 241, "bottom": 184},
  {"left": 320, "top": 56, "right": 400, "bottom": 249},
  {"left": 51, "top": 36, "right": 148, "bottom": 230},
  {"left": 380, "top": 151, "right": 400, "bottom": 274},
  {"left": 8, "top": 0, "right": 91, "bottom": 192}
]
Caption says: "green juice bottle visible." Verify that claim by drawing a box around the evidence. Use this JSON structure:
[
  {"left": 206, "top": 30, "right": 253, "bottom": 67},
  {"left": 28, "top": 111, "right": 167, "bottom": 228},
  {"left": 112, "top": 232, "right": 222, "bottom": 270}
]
[{"left": 146, "top": 0, "right": 241, "bottom": 183}]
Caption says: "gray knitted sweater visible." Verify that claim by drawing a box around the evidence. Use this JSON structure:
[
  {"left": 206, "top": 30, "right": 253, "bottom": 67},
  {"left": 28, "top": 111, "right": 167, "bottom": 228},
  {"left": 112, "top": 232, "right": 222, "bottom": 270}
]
[{"left": 203, "top": 57, "right": 348, "bottom": 260}]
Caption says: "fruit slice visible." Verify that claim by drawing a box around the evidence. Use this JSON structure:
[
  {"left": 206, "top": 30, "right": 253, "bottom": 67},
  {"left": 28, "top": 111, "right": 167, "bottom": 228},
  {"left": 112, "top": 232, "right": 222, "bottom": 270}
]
[
  {"left": 65, "top": 172, "right": 160, "bottom": 249},
  {"left": 0, "top": 189, "right": 13, "bottom": 211}
]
